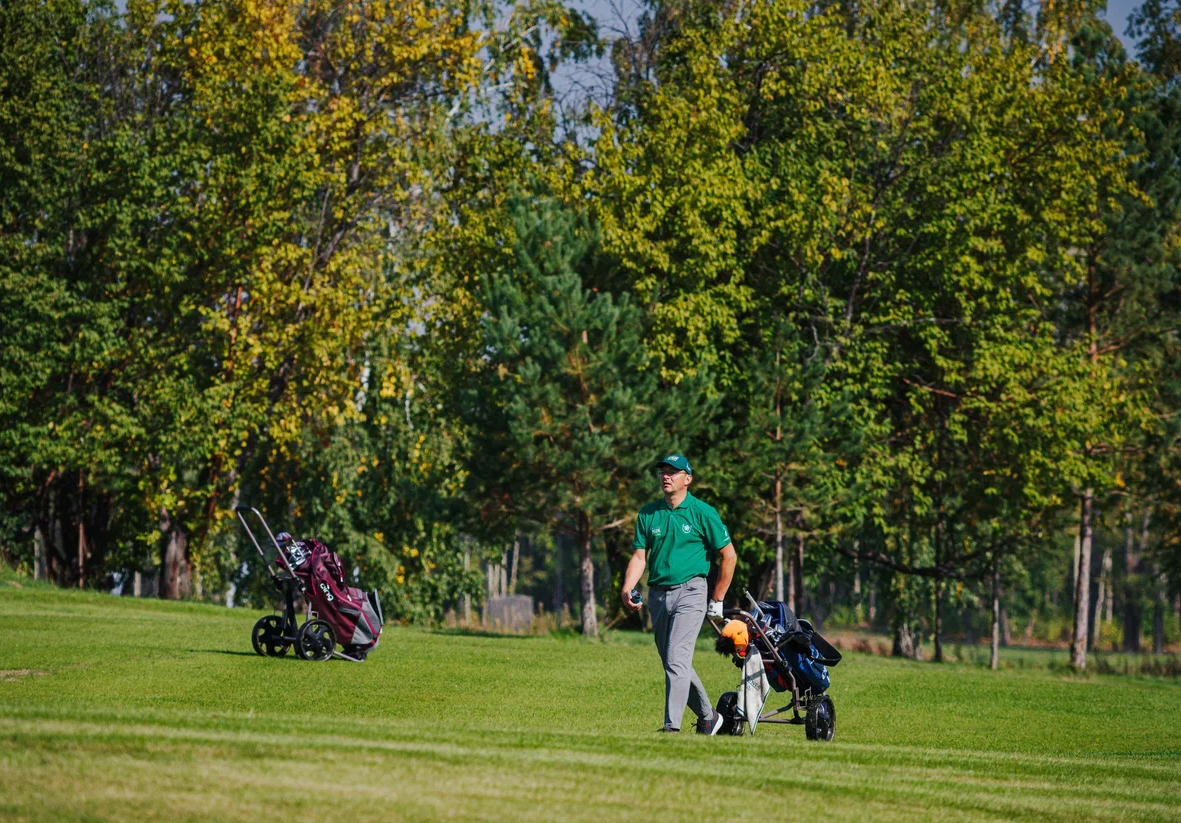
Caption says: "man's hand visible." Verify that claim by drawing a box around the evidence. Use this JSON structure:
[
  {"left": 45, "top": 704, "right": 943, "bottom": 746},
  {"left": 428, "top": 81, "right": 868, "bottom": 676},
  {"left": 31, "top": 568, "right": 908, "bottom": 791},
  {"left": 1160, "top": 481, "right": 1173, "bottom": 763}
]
[
  {"left": 706, "top": 599, "right": 723, "bottom": 619},
  {"left": 621, "top": 550, "right": 646, "bottom": 614}
]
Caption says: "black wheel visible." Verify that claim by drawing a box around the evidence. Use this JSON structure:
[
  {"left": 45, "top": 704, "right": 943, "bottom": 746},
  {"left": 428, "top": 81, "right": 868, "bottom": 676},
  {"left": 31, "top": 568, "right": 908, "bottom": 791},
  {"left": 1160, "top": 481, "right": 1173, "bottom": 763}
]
[
  {"left": 296, "top": 619, "right": 335, "bottom": 662},
  {"left": 715, "top": 691, "right": 746, "bottom": 736},
  {"left": 252, "top": 615, "right": 290, "bottom": 657},
  {"left": 805, "top": 695, "right": 835, "bottom": 741}
]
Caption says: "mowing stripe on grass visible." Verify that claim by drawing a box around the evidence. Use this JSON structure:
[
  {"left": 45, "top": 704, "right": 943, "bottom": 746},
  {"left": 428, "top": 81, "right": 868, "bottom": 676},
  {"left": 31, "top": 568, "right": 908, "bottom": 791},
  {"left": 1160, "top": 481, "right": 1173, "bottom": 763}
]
[{"left": 2, "top": 584, "right": 1179, "bottom": 821}]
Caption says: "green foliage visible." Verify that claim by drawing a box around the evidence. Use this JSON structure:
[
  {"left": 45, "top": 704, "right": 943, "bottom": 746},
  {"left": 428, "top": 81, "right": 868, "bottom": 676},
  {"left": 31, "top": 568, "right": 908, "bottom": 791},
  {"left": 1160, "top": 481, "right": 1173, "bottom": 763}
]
[
  {"left": 1, "top": 0, "right": 1178, "bottom": 655},
  {"left": 466, "top": 196, "right": 668, "bottom": 633},
  {"left": 472, "top": 197, "right": 651, "bottom": 525}
]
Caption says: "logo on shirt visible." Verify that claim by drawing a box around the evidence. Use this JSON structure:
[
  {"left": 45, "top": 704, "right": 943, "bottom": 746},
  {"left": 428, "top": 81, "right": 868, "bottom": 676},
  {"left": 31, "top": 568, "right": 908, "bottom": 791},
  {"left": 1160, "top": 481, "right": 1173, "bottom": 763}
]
[
  {"left": 681, "top": 523, "right": 692, "bottom": 534},
  {"left": 650, "top": 527, "right": 662, "bottom": 535}
]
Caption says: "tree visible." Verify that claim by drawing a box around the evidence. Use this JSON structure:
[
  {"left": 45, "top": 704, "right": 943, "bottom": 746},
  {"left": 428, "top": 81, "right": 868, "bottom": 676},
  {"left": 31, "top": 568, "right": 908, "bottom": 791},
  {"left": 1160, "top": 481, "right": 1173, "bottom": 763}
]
[
  {"left": 721, "top": 318, "right": 849, "bottom": 610},
  {"left": 0, "top": 0, "right": 489, "bottom": 600},
  {"left": 582, "top": 0, "right": 1131, "bottom": 651},
  {"left": 1055, "top": 10, "right": 1180, "bottom": 667},
  {"left": 469, "top": 197, "right": 659, "bottom": 636},
  {"left": 0, "top": 0, "right": 149, "bottom": 588}
]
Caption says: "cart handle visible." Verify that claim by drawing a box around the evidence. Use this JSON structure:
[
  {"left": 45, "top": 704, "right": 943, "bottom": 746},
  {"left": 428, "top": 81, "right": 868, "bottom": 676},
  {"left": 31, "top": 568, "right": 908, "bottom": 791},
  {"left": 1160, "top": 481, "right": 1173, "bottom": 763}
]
[{"left": 235, "top": 506, "right": 295, "bottom": 580}]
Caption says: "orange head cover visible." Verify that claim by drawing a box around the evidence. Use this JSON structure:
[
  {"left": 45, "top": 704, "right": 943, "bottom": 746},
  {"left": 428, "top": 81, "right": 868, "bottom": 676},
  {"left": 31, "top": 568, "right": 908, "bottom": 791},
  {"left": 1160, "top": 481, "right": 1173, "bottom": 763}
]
[{"left": 715, "top": 619, "right": 750, "bottom": 657}]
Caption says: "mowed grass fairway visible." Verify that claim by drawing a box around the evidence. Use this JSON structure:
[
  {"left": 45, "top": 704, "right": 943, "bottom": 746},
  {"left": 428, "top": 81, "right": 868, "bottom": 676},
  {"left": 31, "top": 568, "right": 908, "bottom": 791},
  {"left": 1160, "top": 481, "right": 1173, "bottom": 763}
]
[{"left": 2, "top": 579, "right": 1179, "bottom": 822}]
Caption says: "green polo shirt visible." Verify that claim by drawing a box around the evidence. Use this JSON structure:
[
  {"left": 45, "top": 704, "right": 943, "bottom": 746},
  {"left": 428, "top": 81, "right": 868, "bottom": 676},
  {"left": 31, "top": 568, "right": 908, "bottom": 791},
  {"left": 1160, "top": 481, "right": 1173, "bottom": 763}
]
[{"left": 632, "top": 492, "right": 731, "bottom": 587}]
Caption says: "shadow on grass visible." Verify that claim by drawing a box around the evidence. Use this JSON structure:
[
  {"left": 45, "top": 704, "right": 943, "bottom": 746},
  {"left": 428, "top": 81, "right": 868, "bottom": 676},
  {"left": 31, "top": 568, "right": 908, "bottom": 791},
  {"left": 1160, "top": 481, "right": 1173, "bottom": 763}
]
[
  {"left": 425, "top": 627, "right": 554, "bottom": 641},
  {"left": 189, "top": 649, "right": 301, "bottom": 660}
]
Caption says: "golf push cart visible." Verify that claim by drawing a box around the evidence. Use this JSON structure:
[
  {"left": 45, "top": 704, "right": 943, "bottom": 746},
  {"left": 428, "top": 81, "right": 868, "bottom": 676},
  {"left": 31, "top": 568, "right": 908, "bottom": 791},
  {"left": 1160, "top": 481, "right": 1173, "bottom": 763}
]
[
  {"left": 708, "top": 591, "right": 842, "bottom": 740},
  {"left": 236, "top": 506, "right": 384, "bottom": 663}
]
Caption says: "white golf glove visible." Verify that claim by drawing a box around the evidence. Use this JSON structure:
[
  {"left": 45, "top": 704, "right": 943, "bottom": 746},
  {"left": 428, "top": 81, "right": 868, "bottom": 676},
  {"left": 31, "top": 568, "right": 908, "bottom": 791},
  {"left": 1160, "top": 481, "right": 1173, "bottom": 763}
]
[{"left": 707, "top": 599, "right": 724, "bottom": 619}]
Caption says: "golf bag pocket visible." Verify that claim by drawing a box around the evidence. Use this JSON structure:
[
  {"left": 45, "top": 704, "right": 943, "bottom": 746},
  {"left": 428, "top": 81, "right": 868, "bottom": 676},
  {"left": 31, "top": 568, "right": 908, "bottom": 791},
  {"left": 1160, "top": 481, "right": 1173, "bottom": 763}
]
[
  {"left": 344, "top": 586, "right": 384, "bottom": 648},
  {"left": 786, "top": 646, "right": 831, "bottom": 693}
]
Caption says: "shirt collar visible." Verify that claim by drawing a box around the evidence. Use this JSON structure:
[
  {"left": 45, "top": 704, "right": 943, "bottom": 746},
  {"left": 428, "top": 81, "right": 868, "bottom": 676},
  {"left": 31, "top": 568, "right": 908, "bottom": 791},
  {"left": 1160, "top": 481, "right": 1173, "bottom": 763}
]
[{"left": 662, "top": 492, "right": 694, "bottom": 511}]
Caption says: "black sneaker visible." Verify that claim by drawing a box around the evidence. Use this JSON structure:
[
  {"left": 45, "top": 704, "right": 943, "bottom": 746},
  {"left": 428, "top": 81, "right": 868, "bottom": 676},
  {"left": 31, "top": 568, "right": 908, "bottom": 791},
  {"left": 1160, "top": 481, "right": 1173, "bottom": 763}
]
[
  {"left": 658, "top": 725, "right": 680, "bottom": 733},
  {"left": 696, "top": 711, "right": 723, "bottom": 735}
]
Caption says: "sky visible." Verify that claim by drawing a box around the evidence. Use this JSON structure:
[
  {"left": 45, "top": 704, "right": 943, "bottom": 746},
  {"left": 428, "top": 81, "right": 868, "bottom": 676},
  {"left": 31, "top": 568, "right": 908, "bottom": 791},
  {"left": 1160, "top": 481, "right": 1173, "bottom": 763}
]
[
  {"left": 572, "top": 0, "right": 1148, "bottom": 54},
  {"left": 1105, "top": 0, "right": 1144, "bottom": 52},
  {"left": 549, "top": 0, "right": 1151, "bottom": 117}
]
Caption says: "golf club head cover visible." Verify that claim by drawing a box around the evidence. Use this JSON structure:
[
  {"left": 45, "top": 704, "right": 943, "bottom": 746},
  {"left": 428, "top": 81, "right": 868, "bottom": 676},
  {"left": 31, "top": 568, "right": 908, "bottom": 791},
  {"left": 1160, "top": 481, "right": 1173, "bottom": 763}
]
[{"left": 715, "top": 619, "right": 749, "bottom": 659}]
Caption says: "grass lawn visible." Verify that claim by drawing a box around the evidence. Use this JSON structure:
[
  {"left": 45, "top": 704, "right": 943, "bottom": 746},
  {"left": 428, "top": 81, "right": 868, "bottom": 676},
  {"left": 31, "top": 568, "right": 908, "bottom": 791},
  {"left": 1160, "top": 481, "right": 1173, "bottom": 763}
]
[{"left": 2, "top": 575, "right": 1179, "bottom": 822}]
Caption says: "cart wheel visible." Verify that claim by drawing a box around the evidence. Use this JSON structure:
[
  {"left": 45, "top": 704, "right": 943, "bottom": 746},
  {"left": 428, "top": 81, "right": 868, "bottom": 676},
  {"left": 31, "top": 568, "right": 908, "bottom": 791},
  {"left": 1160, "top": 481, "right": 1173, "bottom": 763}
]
[
  {"left": 805, "top": 695, "right": 835, "bottom": 741},
  {"left": 252, "top": 615, "right": 290, "bottom": 657},
  {"left": 296, "top": 619, "right": 335, "bottom": 662},
  {"left": 715, "top": 691, "right": 745, "bottom": 736}
]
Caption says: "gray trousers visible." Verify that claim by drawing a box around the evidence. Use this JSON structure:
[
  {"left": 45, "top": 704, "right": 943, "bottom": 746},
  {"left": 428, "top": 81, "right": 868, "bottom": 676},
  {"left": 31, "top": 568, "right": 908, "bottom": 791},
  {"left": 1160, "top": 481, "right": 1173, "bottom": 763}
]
[{"left": 650, "top": 577, "right": 711, "bottom": 730}]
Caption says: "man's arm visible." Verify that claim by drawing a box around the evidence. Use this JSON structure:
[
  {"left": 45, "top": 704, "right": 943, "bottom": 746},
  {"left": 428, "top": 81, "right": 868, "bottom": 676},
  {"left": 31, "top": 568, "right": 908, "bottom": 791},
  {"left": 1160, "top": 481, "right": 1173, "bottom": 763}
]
[
  {"left": 711, "top": 543, "right": 736, "bottom": 603},
  {"left": 621, "top": 550, "right": 646, "bottom": 612}
]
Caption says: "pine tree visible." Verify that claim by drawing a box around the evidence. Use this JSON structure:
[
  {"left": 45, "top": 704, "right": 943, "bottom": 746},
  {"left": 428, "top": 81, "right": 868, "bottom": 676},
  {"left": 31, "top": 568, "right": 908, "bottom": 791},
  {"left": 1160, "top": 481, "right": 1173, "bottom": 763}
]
[{"left": 468, "top": 197, "right": 659, "bottom": 636}]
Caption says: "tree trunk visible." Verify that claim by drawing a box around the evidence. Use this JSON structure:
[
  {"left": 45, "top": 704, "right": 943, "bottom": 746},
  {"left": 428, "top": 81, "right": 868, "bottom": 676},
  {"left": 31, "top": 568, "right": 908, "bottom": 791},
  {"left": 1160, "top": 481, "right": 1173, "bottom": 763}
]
[
  {"left": 1070, "top": 490, "right": 1093, "bottom": 669},
  {"left": 1071, "top": 533, "right": 1081, "bottom": 608},
  {"left": 462, "top": 544, "right": 471, "bottom": 623},
  {"left": 602, "top": 536, "right": 612, "bottom": 605},
  {"left": 552, "top": 533, "right": 565, "bottom": 616},
  {"left": 774, "top": 476, "right": 784, "bottom": 602},
  {"left": 48, "top": 486, "right": 66, "bottom": 585},
  {"left": 1122, "top": 511, "right": 1141, "bottom": 653},
  {"left": 852, "top": 550, "right": 862, "bottom": 622},
  {"left": 1102, "top": 539, "right": 1114, "bottom": 625},
  {"left": 786, "top": 539, "right": 796, "bottom": 612},
  {"left": 33, "top": 526, "right": 48, "bottom": 581},
  {"left": 159, "top": 507, "right": 191, "bottom": 600},
  {"left": 1000, "top": 604, "right": 1011, "bottom": 647},
  {"left": 934, "top": 520, "right": 944, "bottom": 663},
  {"left": 934, "top": 573, "right": 944, "bottom": 663},
  {"left": 481, "top": 555, "right": 497, "bottom": 624},
  {"left": 77, "top": 521, "right": 86, "bottom": 589},
  {"left": 792, "top": 528, "right": 805, "bottom": 615},
  {"left": 893, "top": 621, "right": 923, "bottom": 660},
  {"left": 578, "top": 516, "right": 597, "bottom": 637},
  {"left": 76, "top": 474, "right": 87, "bottom": 589},
  {"left": 486, "top": 554, "right": 505, "bottom": 601},
  {"left": 990, "top": 552, "right": 1001, "bottom": 670},
  {"left": 1094, "top": 539, "right": 1111, "bottom": 642},
  {"left": 1153, "top": 568, "right": 1165, "bottom": 655},
  {"left": 891, "top": 565, "right": 923, "bottom": 661},
  {"left": 509, "top": 535, "right": 520, "bottom": 595}
]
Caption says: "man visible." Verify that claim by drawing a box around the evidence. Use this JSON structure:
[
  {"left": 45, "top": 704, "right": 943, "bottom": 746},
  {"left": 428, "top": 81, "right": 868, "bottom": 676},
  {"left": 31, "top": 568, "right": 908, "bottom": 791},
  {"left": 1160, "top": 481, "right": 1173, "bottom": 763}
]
[{"left": 622, "top": 453, "right": 737, "bottom": 734}]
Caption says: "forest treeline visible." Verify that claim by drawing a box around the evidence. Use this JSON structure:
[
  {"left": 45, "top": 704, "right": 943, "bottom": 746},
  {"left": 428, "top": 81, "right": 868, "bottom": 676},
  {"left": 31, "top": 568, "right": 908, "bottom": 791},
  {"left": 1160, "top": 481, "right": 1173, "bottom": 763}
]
[{"left": 2, "top": 0, "right": 1179, "bottom": 668}]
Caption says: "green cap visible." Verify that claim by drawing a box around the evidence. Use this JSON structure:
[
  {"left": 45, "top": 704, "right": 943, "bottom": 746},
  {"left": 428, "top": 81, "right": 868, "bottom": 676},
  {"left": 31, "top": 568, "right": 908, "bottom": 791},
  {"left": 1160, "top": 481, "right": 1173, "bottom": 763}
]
[{"left": 657, "top": 453, "right": 693, "bottom": 475}]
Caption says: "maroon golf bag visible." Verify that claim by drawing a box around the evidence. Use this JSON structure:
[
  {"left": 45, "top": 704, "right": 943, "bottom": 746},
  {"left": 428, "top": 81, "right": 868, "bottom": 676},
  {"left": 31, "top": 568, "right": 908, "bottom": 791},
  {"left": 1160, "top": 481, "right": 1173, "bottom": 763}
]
[
  {"left": 283, "top": 537, "right": 384, "bottom": 659},
  {"left": 238, "top": 506, "right": 384, "bottom": 662}
]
